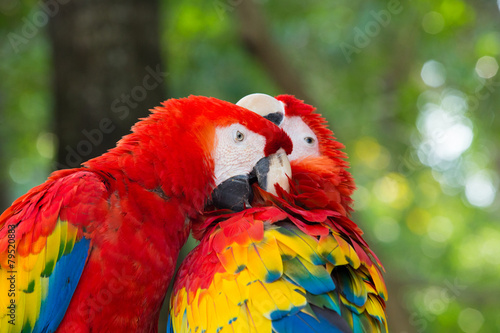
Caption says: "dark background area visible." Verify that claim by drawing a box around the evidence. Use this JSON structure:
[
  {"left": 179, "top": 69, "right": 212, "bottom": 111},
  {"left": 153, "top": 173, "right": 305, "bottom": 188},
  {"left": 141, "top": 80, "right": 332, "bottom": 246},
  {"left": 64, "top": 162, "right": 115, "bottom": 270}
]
[{"left": 1, "top": 0, "right": 499, "bottom": 332}]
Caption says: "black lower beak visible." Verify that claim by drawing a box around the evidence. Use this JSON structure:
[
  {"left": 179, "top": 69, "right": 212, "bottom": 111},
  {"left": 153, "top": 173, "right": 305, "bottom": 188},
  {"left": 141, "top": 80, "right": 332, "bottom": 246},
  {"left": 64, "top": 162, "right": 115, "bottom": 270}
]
[
  {"left": 209, "top": 157, "right": 267, "bottom": 212},
  {"left": 210, "top": 174, "right": 254, "bottom": 212},
  {"left": 210, "top": 151, "right": 290, "bottom": 212},
  {"left": 253, "top": 156, "right": 270, "bottom": 192}
]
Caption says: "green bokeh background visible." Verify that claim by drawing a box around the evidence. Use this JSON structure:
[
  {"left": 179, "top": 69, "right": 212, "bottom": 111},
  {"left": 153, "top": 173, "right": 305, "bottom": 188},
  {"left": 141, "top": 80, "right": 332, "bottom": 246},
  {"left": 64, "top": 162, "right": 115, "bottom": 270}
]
[{"left": 1, "top": 1, "right": 499, "bottom": 332}]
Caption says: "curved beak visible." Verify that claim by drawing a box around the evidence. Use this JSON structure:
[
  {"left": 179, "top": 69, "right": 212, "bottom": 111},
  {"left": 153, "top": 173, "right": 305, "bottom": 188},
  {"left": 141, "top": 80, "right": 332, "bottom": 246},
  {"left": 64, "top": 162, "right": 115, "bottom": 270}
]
[
  {"left": 236, "top": 93, "right": 285, "bottom": 126},
  {"left": 253, "top": 148, "right": 291, "bottom": 195},
  {"left": 210, "top": 149, "right": 292, "bottom": 211},
  {"left": 210, "top": 174, "right": 254, "bottom": 212}
]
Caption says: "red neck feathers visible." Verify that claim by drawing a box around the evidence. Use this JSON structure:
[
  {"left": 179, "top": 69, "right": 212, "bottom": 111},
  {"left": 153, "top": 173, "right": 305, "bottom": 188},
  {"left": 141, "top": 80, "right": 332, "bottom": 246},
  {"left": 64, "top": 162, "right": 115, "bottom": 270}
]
[{"left": 275, "top": 94, "right": 356, "bottom": 215}]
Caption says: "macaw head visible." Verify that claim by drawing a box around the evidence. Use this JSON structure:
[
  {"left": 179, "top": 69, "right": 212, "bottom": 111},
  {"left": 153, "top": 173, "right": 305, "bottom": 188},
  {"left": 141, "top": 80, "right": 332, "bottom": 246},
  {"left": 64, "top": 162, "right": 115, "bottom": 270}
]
[
  {"left": 87, "top": 95, "right": 293, "bottom": 213},
  {"left": 237, "top": 93, "right": 355, "bottom": 214}
]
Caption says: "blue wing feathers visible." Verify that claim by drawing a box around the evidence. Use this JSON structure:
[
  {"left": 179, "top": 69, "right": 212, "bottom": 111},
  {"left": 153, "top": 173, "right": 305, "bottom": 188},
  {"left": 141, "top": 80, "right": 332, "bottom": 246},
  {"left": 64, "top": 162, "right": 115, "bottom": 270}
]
[
  {"left": 166, "top": 314, "right": 173, "bottom": 333},
  {"left": 33, "top": 237, "right": 90, "bottom": 333},
  {"left": 283, "top": 257, "right": 335, "bottom": 295},
  {"left": 272, "top": 305, "right": 352, "bottom": 333}
]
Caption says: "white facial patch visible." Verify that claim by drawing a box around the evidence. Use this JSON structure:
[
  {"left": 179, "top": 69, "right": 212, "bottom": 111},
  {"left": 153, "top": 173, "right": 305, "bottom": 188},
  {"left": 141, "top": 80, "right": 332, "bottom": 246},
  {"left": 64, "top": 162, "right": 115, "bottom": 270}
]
[
  {"left": 281, "top": 116, "right": 320, "bottom": 161},
  {"left": 236, "top": 93, "right": 320, "bottom": 162},
  {"left": 213, "top": 123, "right": 267, "bottom": 185}
]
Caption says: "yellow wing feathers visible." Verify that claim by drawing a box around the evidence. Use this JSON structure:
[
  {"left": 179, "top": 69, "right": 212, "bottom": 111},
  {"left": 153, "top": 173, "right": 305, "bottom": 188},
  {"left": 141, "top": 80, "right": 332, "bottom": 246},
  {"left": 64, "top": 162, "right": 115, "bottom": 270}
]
[
  {"left": 0, "top": 220, "right": 79, "bottom": 332},
  {"left": 171, "top": 214, "right": 387, "bottom": 333}
]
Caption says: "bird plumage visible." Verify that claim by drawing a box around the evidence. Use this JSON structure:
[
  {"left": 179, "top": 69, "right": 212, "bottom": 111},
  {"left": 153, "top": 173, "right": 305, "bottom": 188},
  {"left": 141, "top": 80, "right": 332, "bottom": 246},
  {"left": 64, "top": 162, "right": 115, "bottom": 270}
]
[
  {"left": 169, "top": 95, "right": 387, "bottom": 333},
  {"left": 0, "top": 96, "right": 292, "bottom": 332}
]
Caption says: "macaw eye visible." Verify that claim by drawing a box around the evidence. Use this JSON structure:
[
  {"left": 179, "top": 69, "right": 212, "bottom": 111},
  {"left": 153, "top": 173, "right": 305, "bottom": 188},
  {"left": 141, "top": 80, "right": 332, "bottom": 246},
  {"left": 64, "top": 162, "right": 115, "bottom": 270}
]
[
  {"left": 234, "top": 130, "right": 245, "bottom": 142},
  {"left": 304, "top": 137, "right": 315, "bottom": 145}
]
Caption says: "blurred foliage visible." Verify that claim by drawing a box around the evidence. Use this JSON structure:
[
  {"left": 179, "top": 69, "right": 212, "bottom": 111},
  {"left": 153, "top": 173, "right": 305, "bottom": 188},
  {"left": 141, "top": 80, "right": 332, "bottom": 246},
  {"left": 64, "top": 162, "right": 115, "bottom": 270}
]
[
  {"left": 1, "top": 0, "right": 500, "bottom": 332},
  {"left": 0, "top": 0, "right": 53, "bottom": 200}
]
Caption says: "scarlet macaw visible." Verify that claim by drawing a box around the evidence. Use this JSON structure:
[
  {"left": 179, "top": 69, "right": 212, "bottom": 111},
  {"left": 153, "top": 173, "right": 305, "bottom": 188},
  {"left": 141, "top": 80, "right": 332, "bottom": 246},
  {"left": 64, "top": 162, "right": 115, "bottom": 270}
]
[
  {"left": 0, "top": 96, "right": 293, "bottom": 332},
  {"left": 168, "top": 94, "right": 388, "bottom": 332}
]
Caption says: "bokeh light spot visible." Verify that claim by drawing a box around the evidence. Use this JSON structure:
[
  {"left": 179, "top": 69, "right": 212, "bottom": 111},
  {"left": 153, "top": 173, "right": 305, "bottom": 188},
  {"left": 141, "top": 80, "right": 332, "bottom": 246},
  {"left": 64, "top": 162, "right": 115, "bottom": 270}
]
[
  {"left": 406, "top": 208, "right": 431, "bottom": 235},
  {"left": 355, "top": 137, "right": 391, "bottom": 170},
  {"left": 427, "top": 216, "right": 454, "bottom": 242},
  {"left": 422, "top": 12, "right": 445, "bottom": 34},
  {"left": 442, "top": 91, "right": 467, "bottom": 114},
  {"left": 475, "top": 56, "right": 499, "bottom": 79},
  {"left": 465, "top": 171, "right": 497, "bottom": 207},
  {"left": 355, "top": 137, "right": 380, "bottom": 163},
  {"left": 36, "top": 132, "right": 57, "bottom": 159},
  {"left": 421, "top": 60, "right": 446, "bottom": 88},
  {"left": 440, "top": 0, "right": 467, "bottom": 25},
  {"left": 479, "top": 232, "right": 500, "bottom": 266},
  {"left": 457, "top": 237, "right": 484, "bottom": 273},
  {"left": 417, "top": 101, "right": 473, "bottom": 167},
  {"left": 475, "top": 32, "right": 500, "bottom": 56},
  {"left": 458, "top": 308, "right": 484, "bottom": 333},
  {"left": 373, "top": 173, "right": 412, "bottom": 209},
  {"left": 423, "top": 286, "right": 449, "bottom": 315}
]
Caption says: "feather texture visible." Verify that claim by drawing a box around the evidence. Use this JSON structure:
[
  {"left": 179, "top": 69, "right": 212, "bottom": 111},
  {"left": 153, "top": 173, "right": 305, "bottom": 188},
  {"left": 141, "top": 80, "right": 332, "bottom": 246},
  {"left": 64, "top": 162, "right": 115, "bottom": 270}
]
[
  {"left": 1, "top": 96, "right": 294, "bottom": 332},
  {"left": 170, "top": 95, "right": 388, "bottom": 333},
  {"left": 170, "top": 189, "right": 387, "bottom": 332},
  {"left": 0, "top": 171, "right": 99, "bottom": 332}
]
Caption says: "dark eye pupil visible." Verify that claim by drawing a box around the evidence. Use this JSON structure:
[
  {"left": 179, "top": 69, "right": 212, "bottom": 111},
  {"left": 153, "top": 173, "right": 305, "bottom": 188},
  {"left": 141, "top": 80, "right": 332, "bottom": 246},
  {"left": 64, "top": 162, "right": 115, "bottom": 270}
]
[
  {"left": 305, "top": 137, "right": 314, "bottom": 144},
  {"left": 235, "top": 131, "right": 245, "bottom": 141}
]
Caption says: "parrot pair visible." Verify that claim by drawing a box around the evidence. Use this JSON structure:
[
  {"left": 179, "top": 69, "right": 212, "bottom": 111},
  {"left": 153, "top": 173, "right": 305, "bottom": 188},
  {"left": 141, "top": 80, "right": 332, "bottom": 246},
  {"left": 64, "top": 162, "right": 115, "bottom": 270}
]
[
  {"left": 0, "top": 93, "right": 388, "bottom": 333},
  {"left": 168, "top": 94, "right": 388, "bottom": 333},
  {"left": 0, "top": 96, "right": 294, "bottom": 332}
]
